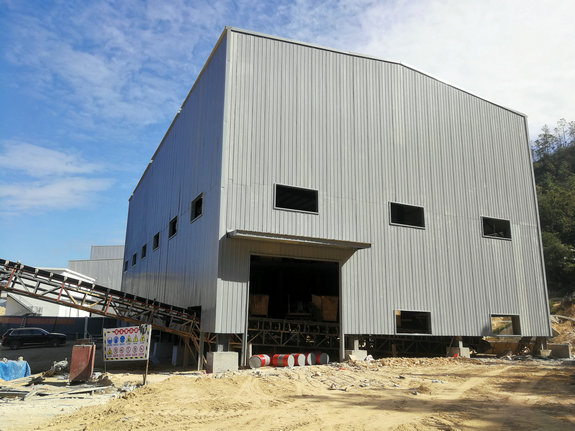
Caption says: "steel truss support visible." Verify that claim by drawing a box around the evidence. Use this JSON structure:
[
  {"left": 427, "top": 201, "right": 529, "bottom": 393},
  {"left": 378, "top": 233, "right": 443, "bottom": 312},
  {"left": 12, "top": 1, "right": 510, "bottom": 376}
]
[
  {"left": 0, "top": 259, "right": 201, "bottom": 345},
  {"left": 247, "top": 317, "right": 340, "bottom": 350},
  {"left": 355, "top": 334, "right": 485, "bottom": 357}
]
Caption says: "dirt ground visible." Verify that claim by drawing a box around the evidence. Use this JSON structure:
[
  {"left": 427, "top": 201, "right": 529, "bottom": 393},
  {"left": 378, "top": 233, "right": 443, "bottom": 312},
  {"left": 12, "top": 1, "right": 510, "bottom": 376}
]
[
  {"left": 1, "top": 357, "right": 573, "bottom": 431},
  {"left": 1, "top": 301, "right": 573, "bottom": 430}
]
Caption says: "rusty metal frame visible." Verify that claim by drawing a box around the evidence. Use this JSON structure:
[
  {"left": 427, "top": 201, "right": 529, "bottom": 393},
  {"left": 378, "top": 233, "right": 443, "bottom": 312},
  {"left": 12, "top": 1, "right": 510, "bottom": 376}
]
[
  {"left": 247, "top": 317, "right": 340, "bottom": 350},
  {"left": 0, "top": 260, "right": 201, "bottom": 345}
]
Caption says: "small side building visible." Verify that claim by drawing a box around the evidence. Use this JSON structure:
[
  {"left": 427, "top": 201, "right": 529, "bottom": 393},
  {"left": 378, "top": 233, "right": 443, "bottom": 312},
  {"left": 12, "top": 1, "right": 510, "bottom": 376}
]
[
  {"left": 5, "top": 268, "right": 95, "bottom": 317},
  {"left": 4, "top": 245, "right": 124, "bottom": 318},
  {"left": 121, "top": 27, "right": 551, "bottom": 360}
]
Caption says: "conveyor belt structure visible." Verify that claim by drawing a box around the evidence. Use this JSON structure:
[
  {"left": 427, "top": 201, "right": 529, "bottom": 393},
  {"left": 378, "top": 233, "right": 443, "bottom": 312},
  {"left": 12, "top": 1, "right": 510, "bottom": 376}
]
[{"left": 0, "top": 259, "right": 201, "bottom": 346}]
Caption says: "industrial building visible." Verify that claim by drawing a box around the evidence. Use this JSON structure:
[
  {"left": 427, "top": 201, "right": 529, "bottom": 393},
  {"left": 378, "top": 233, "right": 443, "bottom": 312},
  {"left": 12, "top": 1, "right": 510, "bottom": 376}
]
[{"left": 121, "top": 27, "right": 551, "bottom": 362}]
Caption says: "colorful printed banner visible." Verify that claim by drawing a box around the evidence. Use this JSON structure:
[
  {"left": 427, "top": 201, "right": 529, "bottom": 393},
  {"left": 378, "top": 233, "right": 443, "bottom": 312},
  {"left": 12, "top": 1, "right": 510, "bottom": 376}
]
[{"left": 103, "top": 325, "right": 151, "bottom": 361}]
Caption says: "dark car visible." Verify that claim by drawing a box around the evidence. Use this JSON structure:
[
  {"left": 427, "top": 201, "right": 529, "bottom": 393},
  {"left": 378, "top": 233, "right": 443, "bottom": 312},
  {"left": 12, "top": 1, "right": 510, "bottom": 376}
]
[{"left": 1, "top": 327, "right": 67, "bottom": 350}]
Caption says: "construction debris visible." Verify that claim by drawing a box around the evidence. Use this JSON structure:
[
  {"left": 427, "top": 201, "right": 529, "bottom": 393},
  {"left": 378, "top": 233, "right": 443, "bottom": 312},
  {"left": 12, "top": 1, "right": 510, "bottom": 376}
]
[{"left": 42, "top": 359, "right": 68, "bottom": 378}]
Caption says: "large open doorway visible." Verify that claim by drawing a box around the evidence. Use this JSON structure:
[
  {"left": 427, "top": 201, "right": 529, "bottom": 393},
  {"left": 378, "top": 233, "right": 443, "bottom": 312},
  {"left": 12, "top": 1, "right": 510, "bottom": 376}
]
[{"left": 249, "top": 255, "right": 340, "bottom": 323}]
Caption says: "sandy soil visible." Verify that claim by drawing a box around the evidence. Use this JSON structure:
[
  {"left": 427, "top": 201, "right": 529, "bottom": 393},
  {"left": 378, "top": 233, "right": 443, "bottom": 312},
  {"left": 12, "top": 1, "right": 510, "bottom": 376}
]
[
  {"left": 1, "top": 357, "right": 570, "bottom": 431},
  {"left": 0, "top": 301, "right": 572, "bottom": 430}
]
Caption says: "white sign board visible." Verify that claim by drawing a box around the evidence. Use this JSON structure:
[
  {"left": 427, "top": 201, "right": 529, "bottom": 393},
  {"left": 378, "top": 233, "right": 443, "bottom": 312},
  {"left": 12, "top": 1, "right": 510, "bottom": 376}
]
[{"left": 103, "top": 325, "right": 151, "bottom": 361}]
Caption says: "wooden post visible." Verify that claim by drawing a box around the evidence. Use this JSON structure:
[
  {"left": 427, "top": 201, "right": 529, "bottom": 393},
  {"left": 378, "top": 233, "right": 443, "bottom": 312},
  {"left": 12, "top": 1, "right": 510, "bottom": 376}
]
[
  {"left": 143, "top": 357, "right": 149, "bottom": 385},
  {"left": 197, "top": 332, "right": 204, "bottom": 371},
  {"left": 142, "top": 324, "right": 152, "bottom": 385}
]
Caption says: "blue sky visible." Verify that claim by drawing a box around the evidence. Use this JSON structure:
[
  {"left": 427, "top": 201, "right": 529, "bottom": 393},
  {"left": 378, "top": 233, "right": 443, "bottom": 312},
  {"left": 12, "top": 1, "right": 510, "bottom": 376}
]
[{"left": 1, "top": 0, "right": 574, "bottom": 268}]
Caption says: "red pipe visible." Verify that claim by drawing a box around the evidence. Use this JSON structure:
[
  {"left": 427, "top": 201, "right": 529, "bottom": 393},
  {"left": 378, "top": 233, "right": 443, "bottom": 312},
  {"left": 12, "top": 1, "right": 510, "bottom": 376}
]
[{"left": 57, "top": 281, "right": 65, "bottom": 302}]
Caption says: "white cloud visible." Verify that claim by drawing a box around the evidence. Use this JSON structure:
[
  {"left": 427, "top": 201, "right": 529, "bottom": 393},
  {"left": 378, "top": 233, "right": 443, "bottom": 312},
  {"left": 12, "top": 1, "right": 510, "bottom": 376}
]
[
  {"left": 0, "top": 177, "right": 113, "bottom": 212},
  {"left": 0, "top": 141, "right": 113, "bottom": 213},
  {"left": 4, "top": 1, "right": 222, "bottom": 130},
  {"left": 344, "top": 0, "right": 575, "bottom": 138},
  {"left": 3, "top": 0, "right": 574, "bottom": 143},
  {"left": 0, "top": 141, "right": 103, "bottom": 178}
]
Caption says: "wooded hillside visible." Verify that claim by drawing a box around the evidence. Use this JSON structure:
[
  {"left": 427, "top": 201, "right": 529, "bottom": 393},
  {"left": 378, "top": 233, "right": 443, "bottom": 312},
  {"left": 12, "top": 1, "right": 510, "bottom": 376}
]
[{"left": 532, "top": 119, "right": 575, "bottom": 296}]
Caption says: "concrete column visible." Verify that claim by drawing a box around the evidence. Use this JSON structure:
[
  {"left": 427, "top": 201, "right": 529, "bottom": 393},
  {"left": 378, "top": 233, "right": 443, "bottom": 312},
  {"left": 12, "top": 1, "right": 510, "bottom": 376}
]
[{"left": 344, "top": 336, "right": 367, "bottom": 360}]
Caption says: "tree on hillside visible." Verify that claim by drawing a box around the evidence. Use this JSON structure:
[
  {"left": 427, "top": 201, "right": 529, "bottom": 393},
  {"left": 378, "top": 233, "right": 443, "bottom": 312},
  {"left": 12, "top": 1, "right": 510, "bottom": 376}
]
[{"left": 532, "top": 119, "right": 575, "bottom": 295}]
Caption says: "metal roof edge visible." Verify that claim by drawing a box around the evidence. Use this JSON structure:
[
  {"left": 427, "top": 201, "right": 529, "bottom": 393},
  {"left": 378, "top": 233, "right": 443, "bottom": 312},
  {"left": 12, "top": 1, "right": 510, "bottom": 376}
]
[
  {"left": 130, "top": 27, "right": 230, "bottom": 200},
  {"left": 68, "top": 258, "right": 123, "bottom": 263},
  {"left": 226, "top": 229, "right": 371, "bottom": 250}
]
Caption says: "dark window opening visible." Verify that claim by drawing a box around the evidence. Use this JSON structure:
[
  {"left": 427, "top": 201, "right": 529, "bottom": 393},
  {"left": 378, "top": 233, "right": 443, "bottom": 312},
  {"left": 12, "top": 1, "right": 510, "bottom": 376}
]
[
  {"left": 123, "top": 260, "right": 128, "bottom": 272},
  {"left": 491, "top": 315, "right": 521, "bottom": 335},
  {"left": 131, "top": 253, "right": 137, "bottom": 267},
  {"left": 153, "top": 232, "right": 160, "bottom": 250},
  {"left": 249, "top": 256, "right": 339, "bottom": 322},
  {"left": 191, "top": 194, "right": 203, "bottom": 222},
  {"left": 141, "top": 244, "right": 147, "bottom": 259},
  {"left": 482, "top": 217, "right": 511, "bottom": 239},
  {"left": 275, "top": 184, "right": 318, "bottom": 213},
  {"left": 390, "top": 203, "right": 425, "bottom": 228},
  {"left": 396, "top": 310, "right": 432, "bottom": 334},
  {"left": 169, "top": 216, "right": 178, "bottom": 238}
]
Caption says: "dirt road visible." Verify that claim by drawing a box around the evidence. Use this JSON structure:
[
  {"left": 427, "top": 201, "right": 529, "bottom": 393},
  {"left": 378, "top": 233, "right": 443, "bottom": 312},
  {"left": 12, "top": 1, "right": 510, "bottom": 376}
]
[{"left": 7, "top": 357, "right": 570, "bottom": 431}]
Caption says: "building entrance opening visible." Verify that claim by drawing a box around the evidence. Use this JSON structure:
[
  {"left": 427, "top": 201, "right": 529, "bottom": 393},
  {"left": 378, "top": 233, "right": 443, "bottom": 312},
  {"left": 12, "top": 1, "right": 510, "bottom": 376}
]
[{"left": 249, "top": 256, "right": 339, "bottom": 322}]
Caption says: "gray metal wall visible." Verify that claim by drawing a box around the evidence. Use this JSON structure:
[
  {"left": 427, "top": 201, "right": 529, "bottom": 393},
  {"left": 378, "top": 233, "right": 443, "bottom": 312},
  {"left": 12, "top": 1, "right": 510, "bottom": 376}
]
[
  {"left": 90, "top": 245, "right": 125, "bottom": 260},
  {"left": 68, "top": 259, "right": 123, "bottom": 291},
  {"left": 122, "top": 28, "right": 550, "bottom": 337},
  {"left": 121, "top": 33, "right": 228, "bottom": 332},
  {"left": 217, "top": 29, "right": 550, "bottom": 336},
  {"left": 67, "top": 245, "right": 125, "bottom": 290}
]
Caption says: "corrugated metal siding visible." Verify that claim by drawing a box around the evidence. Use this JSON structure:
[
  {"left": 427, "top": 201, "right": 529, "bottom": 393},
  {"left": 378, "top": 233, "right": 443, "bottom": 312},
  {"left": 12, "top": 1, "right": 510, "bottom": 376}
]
[
  {"left": 218, "top": 30, "right": 550, "bottom": 336},
  {"left": 122, "top": 33, "right": 228, "bottom": 333},
  {"left": 68, "top": 259, "right": 123, "bottom": 291},
  {"left": 90, "top": 245, "right": 125, "bottom": 260}
]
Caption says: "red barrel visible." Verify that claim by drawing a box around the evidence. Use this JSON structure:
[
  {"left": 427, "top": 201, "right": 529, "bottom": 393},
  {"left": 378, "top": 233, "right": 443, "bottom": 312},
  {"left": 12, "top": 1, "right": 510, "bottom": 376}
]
[
  {"left": 292, "top": 353, "right": 306, "bottom": 366},
  {"left": 305, "top": 353, "right": 317, "bottom": 365},
  {"left": 249, "top": 354, "right": 271, "bottom": 369},
  {"left": 315, "top": 352, "right": 329, "bottom": 365},
  {"left": 272, "top": 354, "right": 295, "bottom": 368}
]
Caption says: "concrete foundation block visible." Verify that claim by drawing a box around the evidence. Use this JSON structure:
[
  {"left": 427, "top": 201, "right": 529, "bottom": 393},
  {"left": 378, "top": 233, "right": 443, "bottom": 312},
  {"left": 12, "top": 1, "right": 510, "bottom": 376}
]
[
  {"left": 447, "top": 347, "right": 470, "bottom": 358},
  {"left": 345, "top": 349, "right": 368, "bottom": 361},
  {"left": 207, "top": 352, "right": 238, "bottom": 373},
  {"left": 548, "top": 343, "right": 572, "bottom": 359}
]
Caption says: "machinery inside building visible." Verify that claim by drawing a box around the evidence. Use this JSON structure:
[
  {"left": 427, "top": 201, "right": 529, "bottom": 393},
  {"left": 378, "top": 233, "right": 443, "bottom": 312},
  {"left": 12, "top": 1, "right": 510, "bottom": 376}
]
[{"left": 248, "top": 256, "right": 339, "bottom": 322}]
